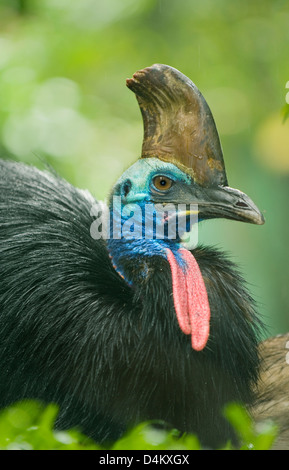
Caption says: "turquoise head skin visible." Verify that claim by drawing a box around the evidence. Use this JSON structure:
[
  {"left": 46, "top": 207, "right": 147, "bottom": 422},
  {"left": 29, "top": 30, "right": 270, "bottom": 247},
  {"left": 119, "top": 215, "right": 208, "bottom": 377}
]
[{"left": 113, "top": 157, "right": 191, "bottom": 204}]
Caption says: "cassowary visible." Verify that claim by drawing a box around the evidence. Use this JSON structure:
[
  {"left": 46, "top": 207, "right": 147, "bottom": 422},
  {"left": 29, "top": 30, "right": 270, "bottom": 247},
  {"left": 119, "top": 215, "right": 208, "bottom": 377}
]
[{"left": 0, "top": 64, "right": 287, "bottom": 449}]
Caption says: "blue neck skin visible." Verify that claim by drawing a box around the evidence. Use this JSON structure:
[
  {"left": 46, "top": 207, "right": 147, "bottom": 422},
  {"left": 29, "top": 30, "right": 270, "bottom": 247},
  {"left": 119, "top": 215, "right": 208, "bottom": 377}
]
[{"left": 106, "top": 198, "right": 191, "bottom": 286}]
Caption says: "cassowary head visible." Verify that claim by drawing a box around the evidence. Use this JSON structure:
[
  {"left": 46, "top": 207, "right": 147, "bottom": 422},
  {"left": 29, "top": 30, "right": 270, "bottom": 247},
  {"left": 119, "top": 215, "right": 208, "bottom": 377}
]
[
  {"left": 113, "top": 64, "right": 264, "bottom": 225},
  {"left": 107, "top": 64, "right": 264, "bottom": 351}
]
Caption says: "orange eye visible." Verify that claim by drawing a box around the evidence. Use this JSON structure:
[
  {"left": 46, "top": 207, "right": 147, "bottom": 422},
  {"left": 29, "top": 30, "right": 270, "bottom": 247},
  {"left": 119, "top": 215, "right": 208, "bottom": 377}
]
[{"left": 153, "top": 175, "right": 173, "bottom": 191}]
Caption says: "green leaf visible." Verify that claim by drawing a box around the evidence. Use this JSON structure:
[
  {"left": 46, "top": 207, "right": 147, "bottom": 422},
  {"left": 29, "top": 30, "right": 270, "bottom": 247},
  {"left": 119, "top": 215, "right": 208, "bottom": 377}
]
[
  {"left": 224, "top": 403, "right": 278, "bottom": 450},
  {"left": 224, "top": 403, "right": 255, "bottom": 444},
  {"left": 112, "top": 421, "right": 201, "bottom": 450}
]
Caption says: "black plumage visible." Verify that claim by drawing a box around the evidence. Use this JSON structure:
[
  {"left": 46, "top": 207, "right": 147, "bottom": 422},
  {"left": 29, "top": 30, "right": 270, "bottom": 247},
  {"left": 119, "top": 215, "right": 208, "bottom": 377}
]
[{"left": 0, "top": 159, "right": 262, "bottom": 448}]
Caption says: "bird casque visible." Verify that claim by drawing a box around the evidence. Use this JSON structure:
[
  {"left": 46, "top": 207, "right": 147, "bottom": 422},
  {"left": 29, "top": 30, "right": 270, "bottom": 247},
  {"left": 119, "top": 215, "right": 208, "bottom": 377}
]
[{"left": 0, "top": 64, "right": 285, "bottom": 449}]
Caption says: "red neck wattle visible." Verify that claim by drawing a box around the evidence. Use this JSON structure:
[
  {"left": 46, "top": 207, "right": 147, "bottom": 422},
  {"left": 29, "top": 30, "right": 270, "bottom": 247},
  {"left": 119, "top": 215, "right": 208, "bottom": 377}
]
[{"left": 166, "top": 248, "right": 210, "bottom": 351}]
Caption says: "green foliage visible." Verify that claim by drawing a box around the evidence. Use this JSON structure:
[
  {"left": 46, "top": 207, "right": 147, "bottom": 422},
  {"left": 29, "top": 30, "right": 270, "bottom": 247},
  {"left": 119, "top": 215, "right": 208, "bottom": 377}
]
[
  {"left": 0, "top": 401, "right": 278, "bottom": 450},
  {"left": 0, "top": 401, "right": 99, "bottom": 450}
]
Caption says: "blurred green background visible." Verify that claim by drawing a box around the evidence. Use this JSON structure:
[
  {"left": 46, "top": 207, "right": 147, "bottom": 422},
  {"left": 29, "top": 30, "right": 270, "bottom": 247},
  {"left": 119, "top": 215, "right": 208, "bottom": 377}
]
[{"left": 0, "top": 0, "right": 288, "bottom": 337}]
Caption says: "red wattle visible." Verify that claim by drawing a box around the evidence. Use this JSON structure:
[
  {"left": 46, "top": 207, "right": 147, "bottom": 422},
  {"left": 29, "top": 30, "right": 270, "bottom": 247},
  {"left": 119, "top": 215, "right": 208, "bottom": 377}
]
[{"left": 166, "top": 247, "right": 210, "bottom": 351}]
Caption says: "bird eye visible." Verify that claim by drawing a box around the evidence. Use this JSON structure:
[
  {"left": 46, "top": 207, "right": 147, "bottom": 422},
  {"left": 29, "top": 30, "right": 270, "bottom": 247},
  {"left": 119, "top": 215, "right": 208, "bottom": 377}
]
[{"left": 152, "top": 175, "right": 173, "bottom": 192}]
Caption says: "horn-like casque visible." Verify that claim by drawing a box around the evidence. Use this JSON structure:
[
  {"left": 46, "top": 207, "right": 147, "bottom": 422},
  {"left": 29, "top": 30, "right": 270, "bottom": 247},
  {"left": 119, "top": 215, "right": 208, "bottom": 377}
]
[{"left": 126, "top": 64, "right": 228, "bottom": 187}]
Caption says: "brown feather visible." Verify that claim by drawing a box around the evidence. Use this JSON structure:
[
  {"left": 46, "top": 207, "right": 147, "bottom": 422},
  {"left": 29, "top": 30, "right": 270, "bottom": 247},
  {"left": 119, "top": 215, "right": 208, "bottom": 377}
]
[{"left": 252, "top": 333, "right": 289, "bottom": 449}]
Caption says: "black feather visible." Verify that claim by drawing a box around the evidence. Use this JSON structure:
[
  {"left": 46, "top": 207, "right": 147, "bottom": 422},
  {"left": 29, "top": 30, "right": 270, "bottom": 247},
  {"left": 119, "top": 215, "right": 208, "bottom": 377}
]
[{"left": 0, "top": 159, "right": 263, "bottom": 447}]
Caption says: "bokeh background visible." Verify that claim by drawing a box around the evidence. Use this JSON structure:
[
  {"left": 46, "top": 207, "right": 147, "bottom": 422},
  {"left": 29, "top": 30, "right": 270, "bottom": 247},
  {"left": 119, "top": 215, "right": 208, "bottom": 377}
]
[{"left": 0, "top": 0, "right": 288, "bottom": 337}]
